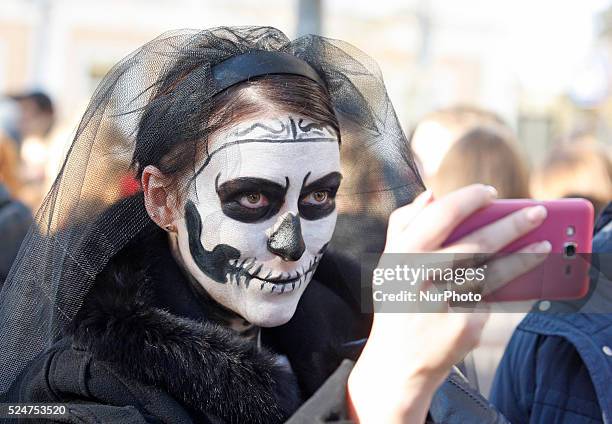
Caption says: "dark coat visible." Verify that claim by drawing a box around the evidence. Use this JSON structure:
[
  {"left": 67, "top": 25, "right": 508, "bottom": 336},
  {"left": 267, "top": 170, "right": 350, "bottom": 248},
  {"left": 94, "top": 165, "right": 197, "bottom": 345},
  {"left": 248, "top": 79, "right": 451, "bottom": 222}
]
[
  {"left": 490, "top": 202, "right": 612, "bottom": 424},
  {"left": 0, "top": 184, "right": 32, "bottom": 284},
  {"left": 5, "top": 201, "right": 509, "bottom": 423},
  {"left": 6, "top": 220, "right": 366, "bottom": 423}
]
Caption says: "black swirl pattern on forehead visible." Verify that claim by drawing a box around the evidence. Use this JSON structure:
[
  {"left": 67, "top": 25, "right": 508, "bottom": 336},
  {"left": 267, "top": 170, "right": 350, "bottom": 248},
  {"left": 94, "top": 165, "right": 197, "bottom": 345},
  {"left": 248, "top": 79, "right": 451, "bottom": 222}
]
[
  {"left": 230, "top": 117, "right": 334, "bottom": 140},
  {"left": 190, "top": 116, "right": 339, "bottom": 183},
  {"left": 231, "top": 120, "right": 288, "bottom": 139}
]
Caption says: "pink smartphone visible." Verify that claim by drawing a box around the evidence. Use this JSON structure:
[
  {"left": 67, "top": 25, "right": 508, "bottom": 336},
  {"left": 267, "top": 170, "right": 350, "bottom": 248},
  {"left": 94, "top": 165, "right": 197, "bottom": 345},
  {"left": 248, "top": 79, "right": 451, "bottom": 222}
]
[{"left": 442, "top": 198, "right": 594, "bottom": 301}]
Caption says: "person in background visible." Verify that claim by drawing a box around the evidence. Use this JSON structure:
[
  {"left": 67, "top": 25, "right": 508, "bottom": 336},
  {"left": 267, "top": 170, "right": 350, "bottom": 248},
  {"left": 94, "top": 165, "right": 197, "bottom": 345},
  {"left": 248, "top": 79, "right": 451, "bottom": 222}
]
[
  {"left": 431, "top": 126, "right": 530, "bottom": 199},
  {"left": 0, "top": 103, "right": 31, "bottom": 284},
  {"left": 0, "top": 182, "right": 32, "bottom": 286},
  {"left": 490, "top": 132, "right": 612, "bottom": 422},
  {"left": 9, "top": 91, "right": 55, "bottom": 146},
  {"left": 9, "top": 91, "right": 55, "bottom": 209},
  {"left": 426, "top": 124, "right": 531, "bottom": 397},
  {"left": 409, "top": 105, "right": 508, "bottom": 181},
  {"left": 0, "top": 130, "right": 22, "bottom": 198},
  {"left": 531, "top": 142, "right": 612, "bottom": 217},
  {"left": 490, "top": 201, "right": 612, "bottom": 423}
]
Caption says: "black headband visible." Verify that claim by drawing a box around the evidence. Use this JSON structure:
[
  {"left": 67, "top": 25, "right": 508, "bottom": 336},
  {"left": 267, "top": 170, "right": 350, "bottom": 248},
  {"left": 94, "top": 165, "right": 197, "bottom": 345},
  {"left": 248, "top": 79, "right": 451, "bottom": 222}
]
[{"left": 211, "top": 51, "right": 327, "bottom": 94}]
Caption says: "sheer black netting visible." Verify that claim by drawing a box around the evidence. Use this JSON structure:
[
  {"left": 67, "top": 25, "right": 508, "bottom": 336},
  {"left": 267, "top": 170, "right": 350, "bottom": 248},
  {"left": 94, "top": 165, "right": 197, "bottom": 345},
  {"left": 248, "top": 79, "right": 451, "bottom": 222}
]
[{"left": 0, "top": 26, "right": 424, "bottom": 393}]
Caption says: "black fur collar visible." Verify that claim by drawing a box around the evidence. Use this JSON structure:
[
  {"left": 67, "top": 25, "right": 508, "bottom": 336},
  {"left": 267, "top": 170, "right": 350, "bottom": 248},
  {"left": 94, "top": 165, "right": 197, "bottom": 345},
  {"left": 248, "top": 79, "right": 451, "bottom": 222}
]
[
  {"left": 70, "top": 223, "right": 301, "bottom": 423},
  {"left": 68, "top": 221, "right": 365, "bottom": 423}
]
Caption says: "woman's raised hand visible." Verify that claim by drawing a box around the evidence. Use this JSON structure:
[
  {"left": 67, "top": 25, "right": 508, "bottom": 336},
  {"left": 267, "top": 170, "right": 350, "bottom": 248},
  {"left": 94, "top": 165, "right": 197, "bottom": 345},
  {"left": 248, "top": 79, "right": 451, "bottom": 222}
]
[{"left": 347, "top": 185, "right": 551, "bottom": 423}]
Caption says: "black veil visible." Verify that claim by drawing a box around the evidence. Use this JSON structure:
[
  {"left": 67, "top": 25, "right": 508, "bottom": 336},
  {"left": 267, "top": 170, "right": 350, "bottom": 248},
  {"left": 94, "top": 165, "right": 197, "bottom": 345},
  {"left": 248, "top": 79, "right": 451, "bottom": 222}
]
[{"left": 0, "top": 26, "right": 424, "bottom": 393}]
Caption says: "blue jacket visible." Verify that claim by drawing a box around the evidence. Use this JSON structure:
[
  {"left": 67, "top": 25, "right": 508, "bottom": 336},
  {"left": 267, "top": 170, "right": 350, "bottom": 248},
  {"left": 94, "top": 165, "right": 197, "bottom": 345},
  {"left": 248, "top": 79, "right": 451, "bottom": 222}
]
[{"left": 490, "top": 203, "right": 612, "bottom": 423}]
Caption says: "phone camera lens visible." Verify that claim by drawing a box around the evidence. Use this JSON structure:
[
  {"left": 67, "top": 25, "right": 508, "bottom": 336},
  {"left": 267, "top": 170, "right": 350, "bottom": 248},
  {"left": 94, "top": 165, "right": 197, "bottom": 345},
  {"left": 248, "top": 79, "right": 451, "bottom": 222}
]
[{"left": 564, "top": 242, "right": 577, "bottom": 259}]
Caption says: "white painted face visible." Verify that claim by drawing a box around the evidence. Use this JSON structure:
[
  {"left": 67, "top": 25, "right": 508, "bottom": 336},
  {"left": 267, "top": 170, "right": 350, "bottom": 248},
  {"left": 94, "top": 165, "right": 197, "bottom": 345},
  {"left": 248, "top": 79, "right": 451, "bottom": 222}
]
[{"left": 172, "top": 115, "right": 341, "bottom": 327}]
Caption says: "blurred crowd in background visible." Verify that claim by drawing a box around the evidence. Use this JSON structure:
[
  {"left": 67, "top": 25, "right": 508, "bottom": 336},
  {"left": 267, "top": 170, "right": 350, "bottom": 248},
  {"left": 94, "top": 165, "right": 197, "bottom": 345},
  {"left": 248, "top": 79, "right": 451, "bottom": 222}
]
[{"left": 1, "top": 0, "right": 612, "bottom": 400}]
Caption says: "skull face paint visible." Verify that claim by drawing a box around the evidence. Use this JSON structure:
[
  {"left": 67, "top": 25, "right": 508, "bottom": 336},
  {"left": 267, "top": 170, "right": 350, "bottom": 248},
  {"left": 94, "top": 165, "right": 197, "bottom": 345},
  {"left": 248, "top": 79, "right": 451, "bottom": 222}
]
[{"left": 172, "top": 115, "right": 341, "bottom": 327}]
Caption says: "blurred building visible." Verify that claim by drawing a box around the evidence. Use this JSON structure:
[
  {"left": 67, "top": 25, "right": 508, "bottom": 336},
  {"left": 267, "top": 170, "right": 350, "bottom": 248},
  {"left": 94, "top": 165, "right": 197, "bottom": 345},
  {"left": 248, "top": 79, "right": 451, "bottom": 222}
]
[{"left": 1, "top": 0, "right": 610, "bottom": 173}]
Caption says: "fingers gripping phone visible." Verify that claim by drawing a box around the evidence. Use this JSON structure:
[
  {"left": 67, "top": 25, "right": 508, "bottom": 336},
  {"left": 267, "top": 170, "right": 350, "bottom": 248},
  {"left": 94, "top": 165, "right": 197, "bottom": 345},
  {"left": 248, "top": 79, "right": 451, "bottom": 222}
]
[{"left": 442, "top": 198, "right": 594, "bottom": 301}]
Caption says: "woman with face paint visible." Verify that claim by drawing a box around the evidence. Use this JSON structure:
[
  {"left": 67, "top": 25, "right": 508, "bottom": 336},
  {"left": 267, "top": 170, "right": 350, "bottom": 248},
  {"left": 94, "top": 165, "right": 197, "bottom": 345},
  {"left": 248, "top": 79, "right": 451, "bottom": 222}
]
[{"left": 0, "top": 27, "right": 545, "bottom": 423}]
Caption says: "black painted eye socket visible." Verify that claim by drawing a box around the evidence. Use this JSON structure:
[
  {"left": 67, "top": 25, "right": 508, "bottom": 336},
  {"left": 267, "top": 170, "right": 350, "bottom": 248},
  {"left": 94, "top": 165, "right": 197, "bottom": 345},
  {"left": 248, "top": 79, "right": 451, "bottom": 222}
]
[
  {"left": 299, "top": 190, "right": 336, "bottom": 220},
  {"left": 222, "top": 198, "right": 278, "bottom": 223},
  {"left": 303, "top": 191, "right": 329, "bottom": 204},
  {"left": 215, "top": 173, "right": 341, "bottom": 222},
  {"left": 298, "top": 172, "right": 342, "bottom": 221},
  {"left": 238, "top": 193, "right": 269, "bottom": 208},
  {"left": 216, "top": 176, "right": 288, "bottom": 223}
]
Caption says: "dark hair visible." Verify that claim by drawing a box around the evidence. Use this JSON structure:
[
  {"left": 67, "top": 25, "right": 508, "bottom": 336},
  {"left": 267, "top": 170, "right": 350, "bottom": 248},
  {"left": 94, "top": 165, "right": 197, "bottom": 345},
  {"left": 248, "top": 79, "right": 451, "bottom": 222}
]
[
  {"left": 133, "top": 68, "right": 339, "bottom": 187},
  {"left": 11, "top": 91, "right": 54, "bottom": 115},
  {"left": 433, "top": 126, "right": 530, "bottom": 198}
]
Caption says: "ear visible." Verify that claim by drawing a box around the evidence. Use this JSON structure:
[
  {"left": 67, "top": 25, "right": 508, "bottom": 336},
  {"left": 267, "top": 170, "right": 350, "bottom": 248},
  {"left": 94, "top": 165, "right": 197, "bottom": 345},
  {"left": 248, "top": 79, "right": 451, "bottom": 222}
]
[{"left": 142, "top": 165, "right": 178, "bottom": 229}]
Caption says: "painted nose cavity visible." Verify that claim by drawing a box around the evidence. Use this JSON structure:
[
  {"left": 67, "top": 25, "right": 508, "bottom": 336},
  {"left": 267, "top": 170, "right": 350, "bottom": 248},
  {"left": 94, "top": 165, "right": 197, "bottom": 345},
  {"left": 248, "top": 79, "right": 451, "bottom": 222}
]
[{"left": 266, "top": 212, "right": 306, "bottom": 261}]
